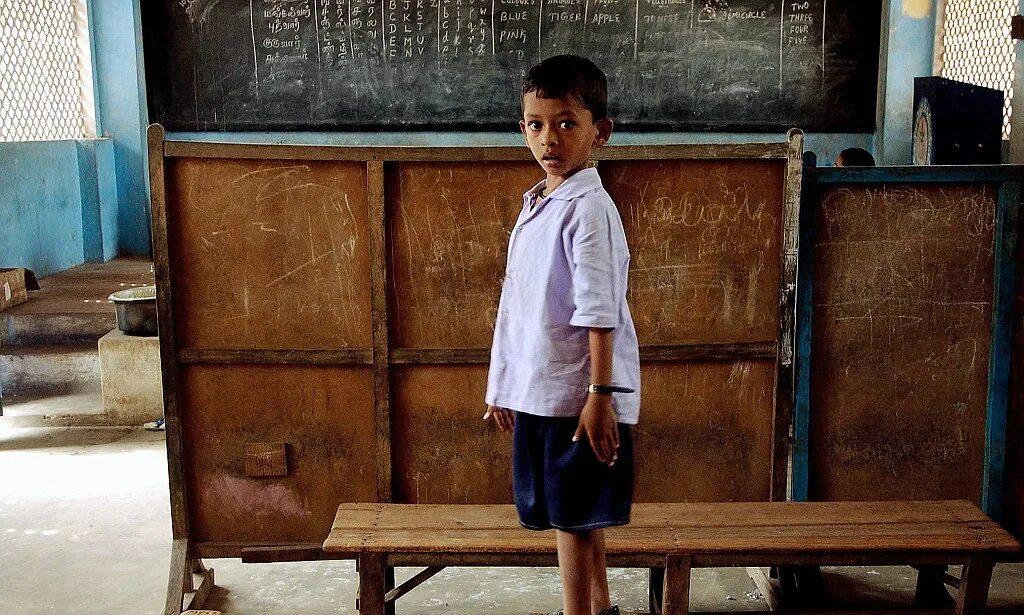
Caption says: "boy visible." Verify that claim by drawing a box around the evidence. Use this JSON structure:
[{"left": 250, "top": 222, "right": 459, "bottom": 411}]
[{"left": 483, "top": 55, "right": 641, "bottom": 615}]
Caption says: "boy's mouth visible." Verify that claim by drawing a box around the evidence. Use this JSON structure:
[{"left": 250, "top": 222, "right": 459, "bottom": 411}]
[{"left": 541, "top": 153, "right": 562, "bottom": 162}]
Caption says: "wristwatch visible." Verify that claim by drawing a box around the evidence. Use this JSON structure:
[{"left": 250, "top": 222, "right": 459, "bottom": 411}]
[{"left": 586, "top": 384, "right": 635, "bottom": 395}]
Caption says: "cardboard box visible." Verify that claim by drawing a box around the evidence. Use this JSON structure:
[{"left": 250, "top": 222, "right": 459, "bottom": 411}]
[{"left": 0, "top": 268, "right": 30, "bottom": 312}]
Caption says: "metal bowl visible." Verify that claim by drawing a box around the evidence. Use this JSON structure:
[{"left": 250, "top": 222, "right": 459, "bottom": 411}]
[{"left": 108, "top": 285, "right": 158, "bottom": 336}]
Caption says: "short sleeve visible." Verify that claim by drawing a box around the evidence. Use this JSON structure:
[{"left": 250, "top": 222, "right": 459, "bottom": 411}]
[{"left": 568, "top": 198, "right": 623, "bottom": 329}]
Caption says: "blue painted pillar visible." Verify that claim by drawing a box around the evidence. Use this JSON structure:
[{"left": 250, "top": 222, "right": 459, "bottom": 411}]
[
  {"left": 88, "top": 0, "right": 151, "bottom": 257},
  {"left": 1008, "top": 1, "right": 1024, "bottom": 163},
  {"left": 878, "top": 0, "right": 937, "bottom": 165}
]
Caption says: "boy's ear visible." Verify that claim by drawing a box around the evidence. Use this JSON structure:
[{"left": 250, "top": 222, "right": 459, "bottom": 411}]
[
  {"left": 594, "top": 118, "right": 614, "bottom": 146},
  {"left": 519, "top": 120, "right": 528, "bottom": 136}
]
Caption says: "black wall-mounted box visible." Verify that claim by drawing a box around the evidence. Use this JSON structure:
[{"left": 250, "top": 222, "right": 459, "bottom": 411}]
[{"left": 913, "top": 76, "right": 1003, "bottom": 165}]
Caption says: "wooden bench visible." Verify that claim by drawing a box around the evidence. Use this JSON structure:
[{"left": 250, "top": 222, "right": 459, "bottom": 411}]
[{"left": 322, "top": 500, "right": 1020, "bottom": 615}]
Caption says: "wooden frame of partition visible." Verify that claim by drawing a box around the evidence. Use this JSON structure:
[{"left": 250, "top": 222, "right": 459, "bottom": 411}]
[
  {"left": 148, "top": 124, "right": 805, "bottom": 613},
  {"left": 792, "top": 161, "right": 1022, "bottom": 524}
]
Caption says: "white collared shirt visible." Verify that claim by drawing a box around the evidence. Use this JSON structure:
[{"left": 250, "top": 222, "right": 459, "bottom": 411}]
[{"left": 485, "top": 167, "right": 641, "bottom": 424}]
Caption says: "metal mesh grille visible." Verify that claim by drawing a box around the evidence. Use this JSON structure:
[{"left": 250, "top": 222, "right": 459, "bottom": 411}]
[
  {"left": 0, "top": 1, "right": 90, "bottom": 142},
  {"left": 940, "top": 0, "right": 1016, "bottom": 138}
]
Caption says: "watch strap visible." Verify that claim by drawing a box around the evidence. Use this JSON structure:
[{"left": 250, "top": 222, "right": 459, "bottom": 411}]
[{"left": 587, "top": 384, "right": 635, "bottom": 394}]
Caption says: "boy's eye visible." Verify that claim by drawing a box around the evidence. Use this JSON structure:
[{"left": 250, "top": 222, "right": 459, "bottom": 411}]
[
  {"left": 527, "top": 121, "right": 542, "bottom": 130},
  {"left": 559, "top": 120, "right": 575, "bottom": 129}
]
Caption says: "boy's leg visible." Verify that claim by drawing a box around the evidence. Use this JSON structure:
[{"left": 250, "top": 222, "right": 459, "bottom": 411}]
[
  {"left": 589, "top": 528, "right": 612, "bottom": 614},
  {"left": 556, "top": 529, "right": 595, "bottom": 615}
]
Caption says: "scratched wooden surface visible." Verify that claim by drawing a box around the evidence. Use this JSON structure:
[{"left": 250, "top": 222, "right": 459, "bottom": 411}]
[
  {"left": 1008, "top": 211, "right": 1024, "bottom": 541},
  {"left": 390, "top": 361, "right": 776, "bottom": 506},
  {"left": 633, "top": 360, "right": 775, "bottom": 503},
  {"left": 602, "top": 159, "right": 784, "bottom": 345},
  {"left": 163, "top": 154, "right": 790, "bottom": 546},
  {"left": 180, "top": 364, "right": 378, "bottom": 543},
  {"left": 809, "top": 184, "right": 996, "bottom": 504},
  {"left": 391, "top": 365, "right": 514, "bottom": 504},
  {"left": 388, "top": 159, "right": 785, "bottom": 505},
  {"left": 386, "top": 161, "right": 535, "bottom": 348},
  {"left": 167, "top": 158, "right": 372, "bottom": 349}
]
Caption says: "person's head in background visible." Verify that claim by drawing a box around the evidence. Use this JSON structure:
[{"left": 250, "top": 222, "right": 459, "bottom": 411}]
[
  {"left": 520, "top": 55, "right": 613, "bottom": 192},
  {"left": 835, "top": 147, "right": 876, "bottom": 167}
]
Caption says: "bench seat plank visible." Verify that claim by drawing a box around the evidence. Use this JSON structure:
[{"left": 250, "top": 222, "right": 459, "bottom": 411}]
[
  {"left": 323, "top": 502, "right": 1019, "bottom": 556},
  {"left": 330, "top": 500, "right": 989, "bottom": 530}
]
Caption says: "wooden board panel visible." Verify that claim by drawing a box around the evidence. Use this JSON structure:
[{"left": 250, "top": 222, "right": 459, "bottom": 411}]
[
  {"left": 167, "top": 158, "right": 372, "bottom": 350},
  {"left": 181, "top": 365, "right": 377, "bottom": 543},
  {"left": 1007, "top": 208, "right": 1024, "bottom": 541},
  {"left": 601, "top": 159, "right": 785, "bottom": 345},
  {"left": 390, "top": 365, "right": 513, "bottom": 504},
  {"left": 809, "top": 184, "right": 996, "bottom": 503},
  {"left": 391, "top": 361, "right": 776, "bottom": 506},
  {"left": 633, "top": 361, "right": 776, "bottom": 503},
  {"left": 155, "top": 144, "right": 795, "bottom": 551},
  {"left": 386, "top": 161, "right": 537, "bottom": 349}
]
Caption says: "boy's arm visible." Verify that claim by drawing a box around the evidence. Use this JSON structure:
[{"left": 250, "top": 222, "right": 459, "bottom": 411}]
[
  {"left": 588, "top": 327, "right": 613, "bottom": 386},
  {"left": 573, "top": 327, "right": 619, "bottom": 465}
]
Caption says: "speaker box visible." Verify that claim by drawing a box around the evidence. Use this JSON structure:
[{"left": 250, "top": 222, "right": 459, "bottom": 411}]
[{"left": 913, "top": 76, "right": 1003, "bottom": 165}]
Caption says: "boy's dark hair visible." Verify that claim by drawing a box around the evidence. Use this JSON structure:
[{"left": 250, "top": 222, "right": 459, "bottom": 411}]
[
  {"left": 522, "top": 55, "right": 608, "bottom": 121},
  {"left": 836, "top": 147, "right": 876, "bottom": 167}
]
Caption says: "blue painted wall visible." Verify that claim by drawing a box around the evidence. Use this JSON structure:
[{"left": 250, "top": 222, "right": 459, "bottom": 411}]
[
  {"left": 76, "top": 139, "right": 120, "bottom": 262},
  {"left": 0, "top": 139, "right": 117, "bottom": 277},
  {"left": 879, "top": 0, "right": 937, "bottom": 164},
  {"left": 90, "top": 0, "right": 151, "bottom": 257},
  {"left": 0, "top": 141, "right": 86, "bottom": 278}
]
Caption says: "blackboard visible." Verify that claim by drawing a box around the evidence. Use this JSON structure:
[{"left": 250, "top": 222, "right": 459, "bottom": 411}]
[{"left": 143, "top": 0, "right": 881, "bottom": 131}]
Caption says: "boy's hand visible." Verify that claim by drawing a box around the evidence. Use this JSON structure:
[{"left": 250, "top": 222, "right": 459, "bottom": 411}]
[
  {"left": 483, "top": 405, "right": 515, "bottom": 432},
  {"left": 574, "top": 395, "right": 619, "bottom": 466}
]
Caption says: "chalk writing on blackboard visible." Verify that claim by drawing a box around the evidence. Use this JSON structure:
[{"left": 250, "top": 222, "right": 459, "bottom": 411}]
[{"left": 145, "top": 0, "right": 880, "bottom": 130}]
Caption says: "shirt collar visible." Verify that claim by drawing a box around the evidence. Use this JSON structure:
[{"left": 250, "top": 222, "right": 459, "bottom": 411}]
[{"left": 522, "top": 167, "right": 603, "bottom": 204}]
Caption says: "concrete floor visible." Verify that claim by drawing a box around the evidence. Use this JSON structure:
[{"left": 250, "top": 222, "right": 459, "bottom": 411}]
[
  {"left": 1, "top": 419, "right": 1023, "bottom": 614},
  {"left": 3, "top": 258, "right": 154, "bottom": 318}
]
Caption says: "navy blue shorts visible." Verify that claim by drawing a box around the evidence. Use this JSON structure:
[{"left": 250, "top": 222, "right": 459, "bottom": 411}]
[{"left": 512, "top": 411, "right": 634, "bottom": 532}]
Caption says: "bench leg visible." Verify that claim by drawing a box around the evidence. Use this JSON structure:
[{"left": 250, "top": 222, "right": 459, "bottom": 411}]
[
  {"left": 661, "top": 555, "right": 691, "bottom": 615},
  {"left": 358, "top": 553, "right": 387, "bottom": 615},
  {"left": 649, "top": 567, "right": 664, "bottom": 615},
  {"left": 954, "top": 556, "right": 994, "bottom": 615},
  {"left": 384, "top": 565, "right": 396, "bottom": 615},
  {"left": 915, "top": 565, "right": 955, "bottom": 608}
]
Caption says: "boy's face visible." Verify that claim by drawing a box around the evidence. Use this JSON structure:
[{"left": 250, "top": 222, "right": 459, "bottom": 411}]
[{"left": 520, "top": 91, "right": 613, "bottom": 190}]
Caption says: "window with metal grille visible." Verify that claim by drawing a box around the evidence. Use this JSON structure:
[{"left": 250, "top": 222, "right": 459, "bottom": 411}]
[
  {"left": 939, "top": 0, "right": 1017, "bottom": 139},
  {"left": 0, "top": 0, "right": 95, "bottom": 142}
]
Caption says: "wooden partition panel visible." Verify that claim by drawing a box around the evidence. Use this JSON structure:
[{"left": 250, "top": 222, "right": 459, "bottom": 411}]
[
  {"left": 808, "top": 183, "right": 997, "bottom": 503},
  {"left": 386, "top": 161, "right": 536, "bottom": 349},
  {"left": 163, "top": 156, "right": 379, "bottom": 545},
  {"left": 386, "top": 157, "right": 790, "bottom": 505},
  {"left": 633, "top": 361, "right": 775, "bottom": 502},
  {"left": 390, "top": 365, "right": 513, "bottom": 504},
  {"left": 1008, "top": 212, "right": 1024, "bottom": 540},
  {"left": 604, "top": 159, "right": 785, "bottom": 502},
  {"left": 603, "top": 159, "right": 784, "bottom": 345},
  {"left": 151, "top": 131, "right": 801, "bottom": 552},
  {"left": 181, "top": 365, "right": 377, "bottom": 543},
  {"left": 167, "top": 158, "right": 372, "bottom": 349},
  {"left": 386, "top": 161, "right": 534, "bottom": 504}
]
